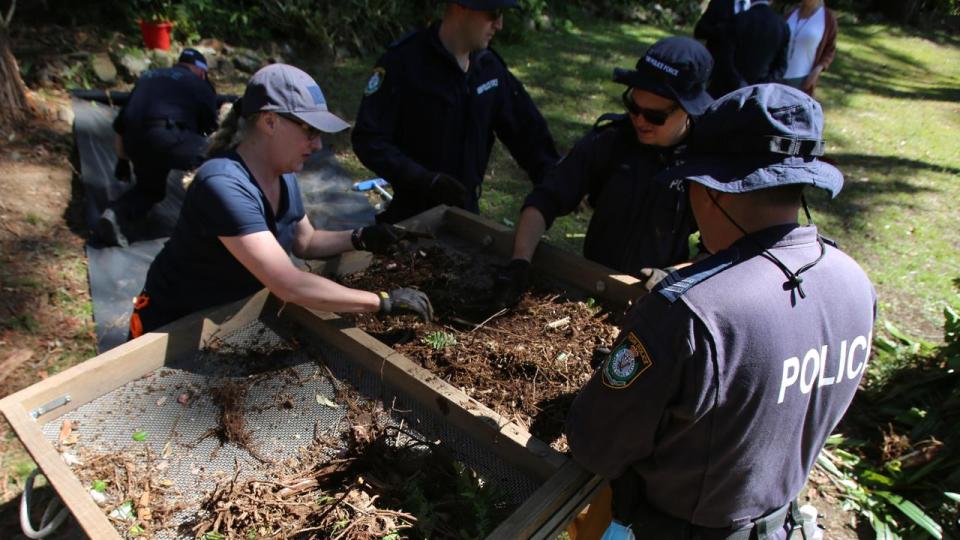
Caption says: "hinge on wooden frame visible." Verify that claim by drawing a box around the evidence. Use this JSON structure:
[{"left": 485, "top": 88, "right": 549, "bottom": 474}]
[{"left": 30, "top": 394, "right": 72, "bottom": 419}]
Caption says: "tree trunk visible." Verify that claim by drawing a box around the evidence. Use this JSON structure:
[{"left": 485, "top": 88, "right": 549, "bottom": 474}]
[{"left": 0, "top": 28, "right": 31, "bottom": 128}]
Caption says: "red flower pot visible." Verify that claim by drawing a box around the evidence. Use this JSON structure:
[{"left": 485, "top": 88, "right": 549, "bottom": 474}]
[{"left": 139, "top": 19, "right": 174, "bottom": 51}]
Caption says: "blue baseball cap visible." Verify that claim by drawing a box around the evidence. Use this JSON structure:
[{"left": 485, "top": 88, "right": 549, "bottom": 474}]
[
  {"left": 449, "top": 0, "right": 518, "bottom": 9},
  {"left": 178, "top": 48, "right": 208, "bottom": 71},
  {"left": 656, "top": 84, "right": 843, "bottom": 197},
  {"left": 240, "top": 64, "right": 350, "bottom": 133},
  {"left": 613, "top": 36, "right": 714, "bottom": 116}
]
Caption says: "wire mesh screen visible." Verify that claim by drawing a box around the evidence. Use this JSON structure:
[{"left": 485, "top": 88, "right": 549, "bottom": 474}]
[{"left": 40, "top": 319, "right": 545, "bottom": 538}]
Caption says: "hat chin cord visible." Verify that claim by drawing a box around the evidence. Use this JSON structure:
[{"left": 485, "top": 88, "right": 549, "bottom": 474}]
[{"left": 706, "top": 189, "right": 825, "bottom": 303}]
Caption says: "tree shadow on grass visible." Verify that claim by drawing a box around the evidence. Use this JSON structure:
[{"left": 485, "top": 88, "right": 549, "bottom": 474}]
[
  {"left": 820, "top": 23, "right": 960, "bottom": 107},
  {"left": 809, "top": 152, "right": 944, "bottom": 231}
]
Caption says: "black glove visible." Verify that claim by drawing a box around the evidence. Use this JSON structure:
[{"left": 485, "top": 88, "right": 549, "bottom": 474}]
[
  {"left": 378, "top": 288, "right": 434, "bottom": 322},
  {"left": 353, "top": 224, "right": 408, "bottom": 255},
  {"left": 590, "top": 346, "right": 611, "bottom": 370},
  {"left": 114, "top": 159, "right": 132, "bottom": 182},
  {"left": 490, "top": 259, "right": 531, "bottom": 309},
  {"left": 428, "top": 173, "right": 468, "bottom": 208},
  {"left": 638, "top": 267, "right": 670, "bottom": 293}
]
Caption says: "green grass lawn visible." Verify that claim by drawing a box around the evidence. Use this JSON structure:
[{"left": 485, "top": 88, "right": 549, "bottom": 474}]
[{"left": 318, "top": 11, "right": 960, "bottom": 343}]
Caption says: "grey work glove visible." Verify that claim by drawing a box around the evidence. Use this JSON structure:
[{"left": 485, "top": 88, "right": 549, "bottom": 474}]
[
  {"left": 378, "top": 288, "right": 434, "bottom": 322},
  {"left": 353, "top": 224, "right": 411, "bottom": 255},
  {"left": 638, "top": 267, "right": 670, "bottom": 293},
  {"left": 490, "top": 259, "right": 531, "bottom": 309},
  {"left": 428, "top": 173, "right": 468, "bottom": 208}
]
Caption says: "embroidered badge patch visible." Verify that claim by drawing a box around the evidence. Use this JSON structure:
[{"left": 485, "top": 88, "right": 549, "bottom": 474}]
[
  {"left": 365, "top": 67, "right": 385, "bottom": 96},
  {"left": 602, "top": 332, "right": 653, "bottom": 389}
]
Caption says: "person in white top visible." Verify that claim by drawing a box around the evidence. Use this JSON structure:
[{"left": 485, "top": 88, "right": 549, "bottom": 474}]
[{"left": 782, "top": 0, "right": 838, "bottom": 96}]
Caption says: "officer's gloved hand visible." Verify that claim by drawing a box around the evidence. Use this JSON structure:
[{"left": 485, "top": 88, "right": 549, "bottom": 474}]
[
  {"left": 490, "top": 259, "right": 531, "bottom": 309},
  {"left": 114, "top": 159, "right": 132, "bottom": 182},
  {"left": 638, "top": 267, "right": 670, "bottom": 293},
  {"left": 379, "top": 288, "right": 434, "bottom": 322},
  {"left": 353, "top": 224, "right": 410, "bottom": 255},
  {"left": 428, "top": 173, "right": 468, "bottom": 208}
]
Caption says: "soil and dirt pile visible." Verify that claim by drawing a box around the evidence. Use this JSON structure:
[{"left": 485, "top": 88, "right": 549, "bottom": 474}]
[{"left": 338, "top": 244, "right": 622, "bottom": 451}]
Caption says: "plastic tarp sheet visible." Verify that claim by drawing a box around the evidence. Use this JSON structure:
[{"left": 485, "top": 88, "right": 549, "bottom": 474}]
[{"left": 72, "top": 92, "right": 375, "bottom": 353}]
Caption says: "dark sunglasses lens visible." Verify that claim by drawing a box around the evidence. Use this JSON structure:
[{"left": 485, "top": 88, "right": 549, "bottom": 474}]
[
  {"left": 642, "top": 109, "right": 669, "bottom": 126},
  {"left": 488, "top": 9, "right": 503, "bottom": 20},
  {"left": 621, "top": 90, "right": 670, "bottom": 126}
]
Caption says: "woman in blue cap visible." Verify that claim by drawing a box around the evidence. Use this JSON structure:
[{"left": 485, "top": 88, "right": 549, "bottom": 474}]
[
  {"left": 493, "top": 36, "right": 715, "bottom": 308},
  {"left": 129, "top": 64, "right": 432, "bottom": 338}
]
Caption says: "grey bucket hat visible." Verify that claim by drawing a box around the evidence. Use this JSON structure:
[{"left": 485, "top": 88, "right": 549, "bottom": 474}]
[
  {"left": 240, "top": 64, "right": 350, "bottom": 133},
  {"left": 656, "top": 84, "right": 844, "bottom": 197}
]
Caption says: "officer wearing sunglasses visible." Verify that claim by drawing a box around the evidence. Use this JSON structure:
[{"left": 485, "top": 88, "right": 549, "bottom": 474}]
[
  {"left": 352, "top": 0, "right": 559, "bottom": 224},
  {"left": 492, "top": 37, "right": 715, "bottom": 309}
]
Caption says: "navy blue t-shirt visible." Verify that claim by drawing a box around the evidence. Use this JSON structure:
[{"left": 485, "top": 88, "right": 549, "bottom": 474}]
[{"left": 141, "top": 152, "right": 306, "bottom": 328}]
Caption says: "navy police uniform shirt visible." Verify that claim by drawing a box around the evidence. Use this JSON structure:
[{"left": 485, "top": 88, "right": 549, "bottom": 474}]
[
  {"left": 114, "top": 65, "right": 218, "bottom": 141},
  {"left": 523, "top": 114, "right": 696, "bottom": 274},
  {"left": 566, "top": 224, "right": 876, "bottom": 528},
  {"left": 351, "top": 23, "right": 560, "bottom": 223},
  {"left": 140, "top": 152, "right": 305, "bottom": 331}
]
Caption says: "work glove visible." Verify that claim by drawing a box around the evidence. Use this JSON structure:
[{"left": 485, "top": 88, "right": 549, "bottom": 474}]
[
  {"left": 638, "top": 267, "right": 670, "bottom": 293},
  {"left": 352, "top": 224, "right": 412, "bottom": 255},
  {"left": 490, "top": 259, "right": 531, "bottom": 309},
  {"left": 378, "top": 288, "right": 434, "bottom": 322},
  {"left": 427, "top": 173, "right": 468, "bottom": 208},
  {"left": 114, "top": 158, "right": 132, "bottom": 182},
  {"left": 590, "top": 346, "right": 611, "bottom": 370}
]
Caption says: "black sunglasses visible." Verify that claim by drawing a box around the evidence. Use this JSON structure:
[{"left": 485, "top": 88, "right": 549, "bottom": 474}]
[
  {"left": 621, "top": 89, "right": 679, "bottom": 126},
  {"left": 278, "top": 113, "right": 323, "bottom": 141},
  {"left": 485, "top": 8, "right": 504, "bottom": 20}
]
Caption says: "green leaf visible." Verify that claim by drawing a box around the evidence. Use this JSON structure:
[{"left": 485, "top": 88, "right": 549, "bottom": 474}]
[
  {"left": 423, "top": 331, "right": 457, "bottom": 350},
  {"left": 132, "top": 430, "right": 148, "bottom": 442},
  {"left": 945, "top": 492, "right": 960, "bottom": 503},
  {"left": 859, "top": 469, "right": 896, "bottom": 487},
  {"left": 129, "top": 524, "right": 145, "bottom": 536},
  {"left": 874, "top": 490, "right": 943, "bottom": 539},
  {"left": 92, "top": 479, "right": 107, "bottom": 493},
  {"left": 869, "top": 512, "right": 902, "bottom": 540},
  {"left": 201, "top": 533, "right": 226, "bottom": 540}
]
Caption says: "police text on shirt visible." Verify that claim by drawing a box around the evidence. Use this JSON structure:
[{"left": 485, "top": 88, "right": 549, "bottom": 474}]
[{"left": 777, "top": 332, "right": 872, "bottom": 404}]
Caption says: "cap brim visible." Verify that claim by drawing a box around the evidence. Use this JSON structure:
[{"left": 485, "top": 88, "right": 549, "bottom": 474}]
[
  {"left": 656, "top": 155, "right": 844, "bottom": 198},
  {"left": 613, "top": 67, "right": 713, "bottom": 116},
  {"left": 294, "top": 110, "right": 351, "bottom": 133}
]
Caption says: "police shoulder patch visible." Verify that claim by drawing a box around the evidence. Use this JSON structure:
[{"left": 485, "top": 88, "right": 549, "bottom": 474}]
[
  {"left": 364, "top": 67, "right": 386, "bottom": 96},
  {"left": 601, "top": 332, "right": 653, "bottom": 389}
]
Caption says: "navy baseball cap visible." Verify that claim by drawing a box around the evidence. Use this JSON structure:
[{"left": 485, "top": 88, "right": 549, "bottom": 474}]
[
  {"left": 240, "top": 64, "right": 350, "bottom": 133},
  {"left": 657, "top": 84, "right": 844, "bottom": 197},
  {"left": 449, "top": 0, "right": 518, "bottom": 9},
  {"left": 178, "top": 48, "right": 208, "bottom": 71},
  {"left": 614, "top": 36, "right": 714, "bottom": 116}
]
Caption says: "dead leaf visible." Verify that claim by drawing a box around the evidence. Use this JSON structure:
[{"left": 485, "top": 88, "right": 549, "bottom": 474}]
[
  {"left": 315, "top": 394, "right": 339, "bottom": 409},
  {"left": 58, "top": 419, "right": 73, "bottom": 444},
  {"left": 0, "top": 349, "right": 34, "bottom": 383},
  {"left": 177, "top": 392, "right": 190, "bottom": 405},
  {"left": 155, "top": 396, "right": 167, "bottom": 407}
]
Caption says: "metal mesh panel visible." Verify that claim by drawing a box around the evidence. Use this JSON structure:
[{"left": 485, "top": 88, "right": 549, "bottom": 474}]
[{"left": 41, "top": 319, "right": 544, "bottom": 538}]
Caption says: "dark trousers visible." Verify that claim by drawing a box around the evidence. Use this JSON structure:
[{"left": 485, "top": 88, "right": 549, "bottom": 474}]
[{"left": 112, "top": 126, "right": 207, "bottom": 222}]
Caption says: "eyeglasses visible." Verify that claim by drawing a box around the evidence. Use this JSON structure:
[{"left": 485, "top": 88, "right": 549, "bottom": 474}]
[
  {"left": 278, "top": 113, "right": 323, "bottom": 142},
  {"left": 485, "top": 9, "right": 504, "bottom": 21},
  {"left": 621, "top": 89, "right": 680, "bottom": 126}
]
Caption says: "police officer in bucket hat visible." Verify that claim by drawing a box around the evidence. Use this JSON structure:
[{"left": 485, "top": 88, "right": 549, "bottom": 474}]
[
  {"left": 566, "top": 84, "right": 876, "bottom": 539},
  {"left": 492, "top": 37, "right": 713, "bottom": 308}
]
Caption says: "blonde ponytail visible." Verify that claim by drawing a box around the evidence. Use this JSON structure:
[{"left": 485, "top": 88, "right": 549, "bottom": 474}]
[{"left": 206, "top": 102, "right": 252, "bottom": 157}]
